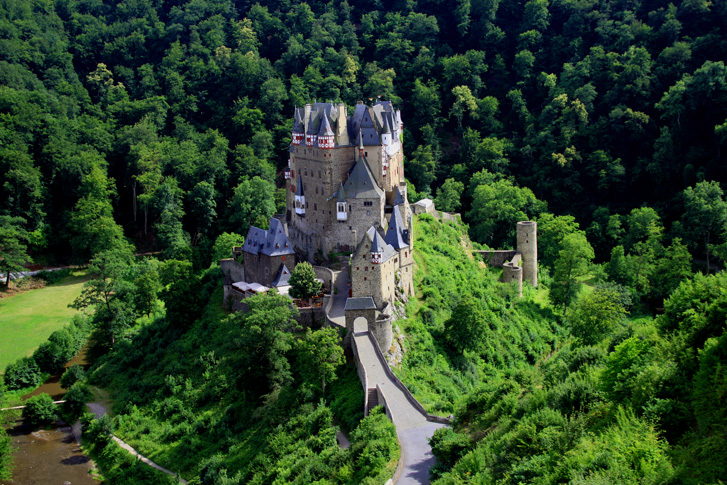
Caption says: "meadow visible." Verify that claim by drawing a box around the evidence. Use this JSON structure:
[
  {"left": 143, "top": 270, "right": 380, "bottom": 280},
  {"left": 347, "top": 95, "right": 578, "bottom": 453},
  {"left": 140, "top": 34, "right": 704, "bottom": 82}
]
[{"left": 0, "top": 272, "right": 86, "bottom": 372}]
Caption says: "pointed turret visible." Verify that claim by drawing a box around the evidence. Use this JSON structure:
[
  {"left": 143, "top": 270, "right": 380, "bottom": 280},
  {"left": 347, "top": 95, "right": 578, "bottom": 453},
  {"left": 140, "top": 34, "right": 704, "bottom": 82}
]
[
  {"left": 292, "top": 108, "right": 304, "bottom": 145},
  {"left": 334, "top": 183, "right": 347, "bottom": 220},
  {"left": 317, "top": 111, "right": 334, "bottom": 148},
  {"left": 371, "top": 230, "right": 384, "bottom": 264},
  {"left": 393, "top": 186, "right": 405, "bottom": 206},
  {"left": 385, "top": 205, "right": 409, "bottom": 250}
]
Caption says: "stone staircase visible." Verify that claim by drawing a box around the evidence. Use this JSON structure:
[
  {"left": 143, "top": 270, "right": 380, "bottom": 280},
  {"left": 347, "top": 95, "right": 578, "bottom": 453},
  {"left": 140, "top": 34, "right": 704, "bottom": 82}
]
[{"left": 366, "top": 388, "right": 379, "bottom": 414}]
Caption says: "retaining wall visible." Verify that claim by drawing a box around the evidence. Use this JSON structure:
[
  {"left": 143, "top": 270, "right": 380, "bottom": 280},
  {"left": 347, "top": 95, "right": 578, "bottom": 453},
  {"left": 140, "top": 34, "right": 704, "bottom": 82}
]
[
  {"left": 476, "top": 250, "right": 519, "bottom": 267},
  {"left": 366, "top": 332, "right": 450, "bottom": 424}
]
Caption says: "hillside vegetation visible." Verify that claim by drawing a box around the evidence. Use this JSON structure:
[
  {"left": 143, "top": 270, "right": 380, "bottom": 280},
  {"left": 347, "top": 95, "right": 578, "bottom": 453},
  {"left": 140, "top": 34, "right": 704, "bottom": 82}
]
[
  {"left": 84, "top": 270, "right": 398, "bottom": 484},
  {"left": 397, "top": 215, "right": 727, "bottom": 484},
  {"left": 2, "top": 0, "right": 727, "bottom": 481}
]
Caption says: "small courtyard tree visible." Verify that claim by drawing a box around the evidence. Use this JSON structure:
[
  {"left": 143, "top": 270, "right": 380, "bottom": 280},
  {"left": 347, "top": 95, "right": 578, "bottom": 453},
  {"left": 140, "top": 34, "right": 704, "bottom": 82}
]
[{"left": 289, "top": 262, "right": 322, "bottom": 299}]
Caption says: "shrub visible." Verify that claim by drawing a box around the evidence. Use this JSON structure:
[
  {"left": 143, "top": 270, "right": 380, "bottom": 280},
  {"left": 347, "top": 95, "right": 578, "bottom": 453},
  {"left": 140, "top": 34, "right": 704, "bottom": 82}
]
[
  {"left": 63, "top": 383, "right": 92, "bottom": 418},
  {"left": 4, "top": 357, "right": 42, "bottom": 390},
  {"left": 61, "top": 364, "right": 86, "bottom": 389},
  {"left": 23, "top": 393, "right": 58, "bottom": 427},
  {"left": 34, "top": 268, "right": 71, "bottom": 285},
  {"left": 85, "top": 414, "right": 114, "bottom": 445},
  {"left": 430, "top": 427, "right": 472, "bottom": 469}
]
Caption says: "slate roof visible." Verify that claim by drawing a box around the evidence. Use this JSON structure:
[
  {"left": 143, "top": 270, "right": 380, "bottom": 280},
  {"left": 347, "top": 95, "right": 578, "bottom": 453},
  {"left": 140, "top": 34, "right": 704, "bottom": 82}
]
[
  {"left": 318, "top": 111, "right": 334, "bottom": 136},
  {"left": 328, "top": 183, "right": 347, "bottom": 202},
  {"left": 344, "top": 157, "right": 384, "bottom": 199},
  {"left": 345, "top": 296, "right": 376, "bottom": 311},
  {"left": 292, "top": 108, "right": 304, "bottom": 133},
  {"left": 243, "top": 218, "right": 295, "bottom": 257},
  {"left": 271, "top": 263, "right": 291, "bottom": 287},
  {"left": 393, "top": 186, "right": 405, "bottom": 206},
  {"left": 385, "top": 205, "right": 409, "bottom": 250},
  {"left": 295, "top": 100, "right": 401, "bottom": 148},
  {"left": 367, "top": 226, "right": 397, "bottom": 263}
]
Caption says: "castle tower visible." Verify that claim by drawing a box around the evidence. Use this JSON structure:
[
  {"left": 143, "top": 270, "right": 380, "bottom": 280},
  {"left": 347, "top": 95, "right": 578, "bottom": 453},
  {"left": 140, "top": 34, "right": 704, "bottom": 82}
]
[{"left": 517, "top": 221, "right": 537, "bottom": 287}]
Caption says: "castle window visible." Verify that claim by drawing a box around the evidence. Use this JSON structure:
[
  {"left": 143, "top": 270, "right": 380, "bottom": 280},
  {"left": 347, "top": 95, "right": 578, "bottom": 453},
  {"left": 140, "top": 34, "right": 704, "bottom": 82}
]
[
  {"left": 365, "top": 267, "right": 368, "bottom": 271},
  {"left": 349, "top": 205, "right": 352, "bottom": 212},
  {"left": 282, "top": 256, "right": 286, "bottom": 261},
  {"left": 314, "top": 203, "right": 317, "bottom": 210},
  {"left": 356, "top": 267, "right": 359, "bottom": 270},
  {"left": 265, "top": 268, "right": 269, "bottom": 275},
  {"left": 365, "top": 151, "right": 368, "bottom": 157},
  {"left": 364, "top": 277, "right": 367, "bottom": 281},
  {"left": 405, "top": 251, "right": 408, "bottom": 257}
]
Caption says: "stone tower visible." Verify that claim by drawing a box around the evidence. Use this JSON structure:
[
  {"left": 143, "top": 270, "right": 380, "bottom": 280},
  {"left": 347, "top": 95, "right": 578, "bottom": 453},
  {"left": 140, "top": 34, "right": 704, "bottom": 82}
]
[{"left": 516, "top": 221, "right": 537, "bottom": 287}]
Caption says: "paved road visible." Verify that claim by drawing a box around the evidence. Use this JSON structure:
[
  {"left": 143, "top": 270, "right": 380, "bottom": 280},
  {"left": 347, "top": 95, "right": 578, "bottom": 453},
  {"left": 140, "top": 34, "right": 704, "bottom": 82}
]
[
  {"left": 328, "top": 268, "right": 348, "bottom": 328},
  {"left": 352, "top": 318, "right": 446, "bottom": 484}
]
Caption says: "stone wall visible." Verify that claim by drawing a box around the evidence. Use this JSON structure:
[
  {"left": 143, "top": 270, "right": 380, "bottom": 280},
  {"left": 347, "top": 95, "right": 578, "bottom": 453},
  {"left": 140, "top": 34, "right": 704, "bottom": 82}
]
[
  {"left": 220, "top": 259, "right": 245, "bottom": 282},
  {"left": 313, "top": 266, "right": 336, "bottom": 293},
  {"left": 296, "top": 305, "right": 326, "bottom": 328},
  {"left": 477, "top": 250, "right": 519, "bottom": 267}
]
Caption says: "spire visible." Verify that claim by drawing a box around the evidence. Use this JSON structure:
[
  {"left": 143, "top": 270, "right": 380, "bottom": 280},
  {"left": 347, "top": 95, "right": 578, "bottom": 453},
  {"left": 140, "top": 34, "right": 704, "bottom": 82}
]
[
  {"left": 382, "top": 115, "right": 391, "bottom": 134},
  {"left": 318, "top": 111, "right": 334, "bottom": 136},
  {"left": 293, "top": 108, "right": 303, "bottom": 133},
  {"left": 336, "top": 183, "right": 346, "bottom": 202},
  {"left": 371, "top": 230, "right": 384, "bottom": 264},
  {"left": 394, "top": 186, "right": 405, "bottom": 206}
]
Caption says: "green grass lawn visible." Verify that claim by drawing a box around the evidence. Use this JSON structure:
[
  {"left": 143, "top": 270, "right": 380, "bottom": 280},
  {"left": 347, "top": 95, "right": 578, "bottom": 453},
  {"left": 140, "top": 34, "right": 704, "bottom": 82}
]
[{"left": 0, "top": 271, "right": 87, "bottom": 372}]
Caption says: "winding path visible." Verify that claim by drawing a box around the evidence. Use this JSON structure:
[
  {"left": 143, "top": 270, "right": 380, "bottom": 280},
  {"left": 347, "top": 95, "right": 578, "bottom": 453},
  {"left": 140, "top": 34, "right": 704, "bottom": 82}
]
[{"left": 329, "top": 269, "right": 446, "bottom": 484}]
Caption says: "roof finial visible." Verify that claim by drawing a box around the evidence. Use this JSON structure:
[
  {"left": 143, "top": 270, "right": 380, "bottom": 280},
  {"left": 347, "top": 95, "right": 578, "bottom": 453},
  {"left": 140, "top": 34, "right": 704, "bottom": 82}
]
[{"left": 358, "top": 131, "right": 365, "bottom": 157}]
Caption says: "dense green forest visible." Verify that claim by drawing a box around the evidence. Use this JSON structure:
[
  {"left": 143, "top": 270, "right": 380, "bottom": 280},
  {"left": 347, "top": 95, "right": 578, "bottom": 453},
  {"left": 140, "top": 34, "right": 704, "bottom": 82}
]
[{"left": 2, "top": 0, "right": 727, "bottom": 482}]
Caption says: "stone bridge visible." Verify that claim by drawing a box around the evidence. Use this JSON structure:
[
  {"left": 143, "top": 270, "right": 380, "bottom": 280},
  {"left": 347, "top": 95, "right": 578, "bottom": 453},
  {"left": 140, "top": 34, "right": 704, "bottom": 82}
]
[{"left": 327, "top": 269, "right": 448, "bottom": 484}]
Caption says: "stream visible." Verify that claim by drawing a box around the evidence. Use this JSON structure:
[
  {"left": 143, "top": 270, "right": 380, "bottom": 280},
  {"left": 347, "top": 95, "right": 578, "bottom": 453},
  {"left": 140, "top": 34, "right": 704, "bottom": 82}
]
[{"left": 1, "top": 346, "right": 99, "bottom": 484}]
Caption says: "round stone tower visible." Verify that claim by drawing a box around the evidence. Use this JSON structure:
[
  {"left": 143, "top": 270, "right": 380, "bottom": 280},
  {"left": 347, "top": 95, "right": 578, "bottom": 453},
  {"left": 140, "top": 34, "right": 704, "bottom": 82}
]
[{"left": 517, "top": 221, "right": 538, "bottom": 287}]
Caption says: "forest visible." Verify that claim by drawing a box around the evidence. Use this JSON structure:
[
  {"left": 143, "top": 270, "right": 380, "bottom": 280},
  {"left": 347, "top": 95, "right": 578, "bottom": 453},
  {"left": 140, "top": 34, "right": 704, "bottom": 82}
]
[{"left": 1, "top": 0, "right": 727, "bottom": 482}]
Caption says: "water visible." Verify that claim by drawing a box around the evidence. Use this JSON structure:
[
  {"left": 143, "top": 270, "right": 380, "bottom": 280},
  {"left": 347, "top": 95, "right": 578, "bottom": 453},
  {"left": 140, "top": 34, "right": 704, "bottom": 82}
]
[
  {"left": 1, "top": 421, "right": 97, "bottom": 485},
  {"left": 1, "top": 345, "right": 99, "bottom": 484},
  {"left": 23, "top": 346, "right": 91, "bottom": 401}
]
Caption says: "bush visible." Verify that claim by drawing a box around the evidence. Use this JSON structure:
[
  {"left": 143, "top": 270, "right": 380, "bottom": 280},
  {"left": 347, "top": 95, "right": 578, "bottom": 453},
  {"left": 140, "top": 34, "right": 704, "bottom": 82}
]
[
  {"left": 61, "top": 364, "right": 86, "bottom": 389},
  {"left": 429, "top": 427, "right": 472, "bottom": 469},
  {"left": 4, "top": 357, "right": 42, "bottom": 390},
  {"left": 63, "top": 383, "right": 92, "bottom": 418},
  {"left": 34, "top": 268, "right": 71, "bottom": 285},
  {"left": 23, "top": 393, "right": 58, "bottom": 428},
  {"left": 85, "top": 414, "right": 114, "bottom": 445}
]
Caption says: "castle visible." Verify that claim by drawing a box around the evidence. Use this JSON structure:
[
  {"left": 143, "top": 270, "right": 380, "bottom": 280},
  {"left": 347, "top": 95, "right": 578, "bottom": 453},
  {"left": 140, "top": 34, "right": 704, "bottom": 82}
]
[{"left": 223, "top": 100, "right": 415, "bottom": 353}]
